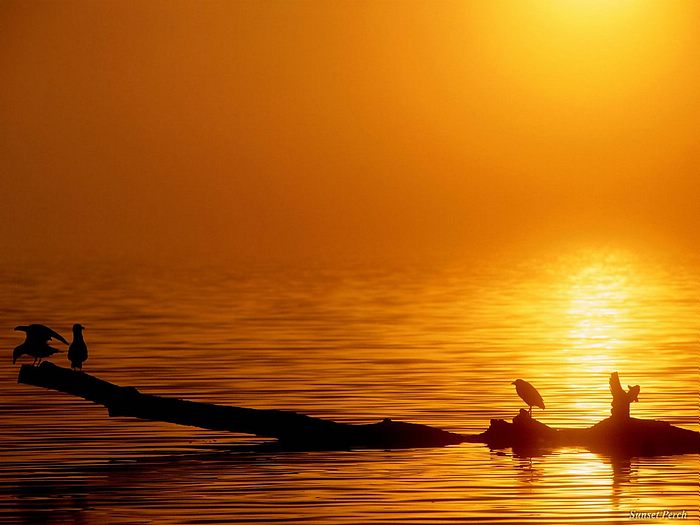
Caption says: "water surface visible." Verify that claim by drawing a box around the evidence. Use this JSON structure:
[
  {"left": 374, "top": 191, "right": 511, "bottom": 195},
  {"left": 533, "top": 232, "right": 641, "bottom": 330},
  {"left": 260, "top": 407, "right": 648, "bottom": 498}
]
[{"left": 0, "top": 249, "right": 697, "bottom": 523}]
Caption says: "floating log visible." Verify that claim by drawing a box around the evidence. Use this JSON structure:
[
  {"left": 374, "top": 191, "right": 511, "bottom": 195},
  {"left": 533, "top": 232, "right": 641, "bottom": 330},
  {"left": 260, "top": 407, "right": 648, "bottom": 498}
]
[
  {"left": 17, "top": 363, "right": 700, "bottom": 455},
  {"left": 17, "top": 363, "right": 466, "bottom": 449},
  {"left": 476, "top": 409, "right": 699, "bottom": 456}
]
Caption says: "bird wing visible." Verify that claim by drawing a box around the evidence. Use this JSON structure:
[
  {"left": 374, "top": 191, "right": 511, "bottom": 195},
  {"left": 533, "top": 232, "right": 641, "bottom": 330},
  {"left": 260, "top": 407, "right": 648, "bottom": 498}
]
[
  {"left": 37, "top": 325, "right": 69, "bottom": 344},
  {"left": 49, "top": 329, "right": 69, "bottom": 344},
  {"left": 531, "top": 387, "right": 545, "bottom": 409},
  {"left": 523, "top": 382, "right": 545, "bottom": 409}
]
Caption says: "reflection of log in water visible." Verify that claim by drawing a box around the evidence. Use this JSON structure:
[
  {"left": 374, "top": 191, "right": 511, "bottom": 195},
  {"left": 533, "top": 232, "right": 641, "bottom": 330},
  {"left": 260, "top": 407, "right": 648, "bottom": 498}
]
[{"left": 17, "top": 363, "right": 700, "bottom": 455}]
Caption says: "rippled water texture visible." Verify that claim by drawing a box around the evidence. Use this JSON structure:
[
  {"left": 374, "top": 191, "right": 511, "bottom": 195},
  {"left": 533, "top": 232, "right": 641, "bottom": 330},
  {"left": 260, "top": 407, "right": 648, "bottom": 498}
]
[{"left": 0, "top": 249, "right": 697, "bottom": 523}]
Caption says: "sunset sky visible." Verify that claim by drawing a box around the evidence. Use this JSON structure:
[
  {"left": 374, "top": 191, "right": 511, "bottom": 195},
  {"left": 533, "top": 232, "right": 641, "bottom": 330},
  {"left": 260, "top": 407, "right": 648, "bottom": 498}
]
[{"left": 1, "top": 1, "right": 698, "bottom": 263}]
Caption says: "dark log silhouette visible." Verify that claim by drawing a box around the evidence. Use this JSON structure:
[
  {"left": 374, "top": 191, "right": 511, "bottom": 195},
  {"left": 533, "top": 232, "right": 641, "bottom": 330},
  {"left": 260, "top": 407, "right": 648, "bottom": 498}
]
[
  {"left": 476, "top": 409, "right": 699, "bottom": 456},
  {"left": 476, "top": 372, "right": 698, "bottom": 456},
  {"left": 17, "top": 364, "right": 699, "bottom": 455},
  {"left": 609, "top": 371, "right": 639, "bottom": 419},
  {"left": 17, "top": 363, "right": 466, "bottom": 449}
]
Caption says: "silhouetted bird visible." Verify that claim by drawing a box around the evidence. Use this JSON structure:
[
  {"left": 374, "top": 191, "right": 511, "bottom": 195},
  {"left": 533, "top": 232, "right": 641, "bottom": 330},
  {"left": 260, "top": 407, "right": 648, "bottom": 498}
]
[
  {"left": 512, "top": 379, "right": 545, "bottom": 416},
  {"left": 68, "top": 323, "right": 88, "bottom": 371},
  {"left": 14, "top": 324, "right": 69, "bottom": 345},
  {"left": 12, "top": 341, "right": 61, "bottom": 365},
  {"left": 12, "top": 324, "right": 67, "bottom": 365}
]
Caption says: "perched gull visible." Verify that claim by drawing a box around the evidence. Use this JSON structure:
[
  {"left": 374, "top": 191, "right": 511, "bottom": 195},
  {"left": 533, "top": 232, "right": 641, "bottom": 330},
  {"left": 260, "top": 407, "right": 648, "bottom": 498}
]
[
  {"left": 512, "top": 379, "right": 545, "bottom": 416},
  {"left": 68, "top": 324, "right": 88, "bottom": 371},
  {"left": 15, "top": 324, "right": 69, "bottom": 345},
  {"left": 12, "top": 324, "right": 67, "bottom": 365},
  {"left": 13, "top": 342, "right": 61, "bottom": 365}
]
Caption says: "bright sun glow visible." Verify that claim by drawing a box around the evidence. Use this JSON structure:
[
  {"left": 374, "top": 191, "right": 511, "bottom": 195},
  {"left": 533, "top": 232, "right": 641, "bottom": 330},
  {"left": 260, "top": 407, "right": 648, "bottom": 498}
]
[
  {"left": 482, "top": 0, "right": 688, "bottom": 118},
  {"left": 546, "top": 0, "right": 654, "bottom": 24}
]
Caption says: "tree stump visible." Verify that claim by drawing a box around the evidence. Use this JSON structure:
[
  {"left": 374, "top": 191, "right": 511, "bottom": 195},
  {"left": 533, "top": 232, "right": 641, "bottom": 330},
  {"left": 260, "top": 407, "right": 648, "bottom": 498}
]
[{"left": 609, "top": 372, "right": 639, "bottom": 419}]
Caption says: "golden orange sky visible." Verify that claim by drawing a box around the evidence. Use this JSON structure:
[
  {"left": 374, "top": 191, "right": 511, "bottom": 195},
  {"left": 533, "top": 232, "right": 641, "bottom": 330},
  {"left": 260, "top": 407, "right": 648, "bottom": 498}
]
[{"left": 1, "top": 0, "right": 698, "bottom": 263}]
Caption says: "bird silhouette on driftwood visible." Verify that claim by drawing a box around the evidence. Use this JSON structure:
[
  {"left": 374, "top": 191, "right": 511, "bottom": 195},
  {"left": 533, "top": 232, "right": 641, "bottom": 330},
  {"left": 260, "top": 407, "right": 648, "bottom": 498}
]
[
  {"left": 12, "top": 324, "right": 68, "bottom": 365},
  {"left": 512, "top": 379, "right": 545, "bottom": 416},
  {"left": 68, "top": 323, "right": 88, "bottom": 371},
  {"left": 15, "top": 324, "right": 69, "bottom": 345}
]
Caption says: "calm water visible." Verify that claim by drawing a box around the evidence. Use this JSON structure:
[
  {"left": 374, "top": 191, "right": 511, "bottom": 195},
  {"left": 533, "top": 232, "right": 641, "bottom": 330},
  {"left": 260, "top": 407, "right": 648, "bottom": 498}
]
[{"left": 0, "top": 248, "right": 697, "bottom": 524}]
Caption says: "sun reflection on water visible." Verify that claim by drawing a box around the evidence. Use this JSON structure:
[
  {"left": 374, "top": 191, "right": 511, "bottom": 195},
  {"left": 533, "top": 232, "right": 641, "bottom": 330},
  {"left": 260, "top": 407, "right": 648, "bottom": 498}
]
[
  {"left": 566, "top": 254, "right": 631, "bottom": 357},
  {"left": 496, "top": 248, "right": 700, "bottom": 428},
  {"left": 559, "top": 254, "right": 632, "bottom": 420}
]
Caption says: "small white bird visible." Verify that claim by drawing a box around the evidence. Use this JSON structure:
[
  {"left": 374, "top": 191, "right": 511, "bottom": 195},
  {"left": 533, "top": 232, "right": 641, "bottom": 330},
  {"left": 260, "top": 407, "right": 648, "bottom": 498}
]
[
  {"left": 68, "top": 324, "right": 88, "bottom": 371},
  {"left": 512, "top": 379, "right": 545, "bottom": 416}
]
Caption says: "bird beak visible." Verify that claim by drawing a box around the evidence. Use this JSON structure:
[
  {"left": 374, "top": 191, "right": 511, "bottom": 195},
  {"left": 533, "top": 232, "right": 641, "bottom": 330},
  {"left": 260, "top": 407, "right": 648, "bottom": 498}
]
[{"left": 510, "top": 381, "right": 516, "bottom": 385}]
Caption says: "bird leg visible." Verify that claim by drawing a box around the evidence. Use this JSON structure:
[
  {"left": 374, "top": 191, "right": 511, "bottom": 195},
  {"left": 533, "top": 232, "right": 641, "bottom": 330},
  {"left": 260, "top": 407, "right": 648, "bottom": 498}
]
[{"left": 528, "top": 406, "right": 532, "bottom": 417}]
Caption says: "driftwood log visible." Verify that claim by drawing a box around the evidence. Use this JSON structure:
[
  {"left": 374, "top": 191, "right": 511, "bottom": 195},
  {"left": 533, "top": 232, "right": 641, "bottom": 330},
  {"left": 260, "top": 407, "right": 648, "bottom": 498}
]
[
  {"left": 18, "top": 363, "right": 465, "bottom": 449},
  {"left": 17, "top": 363, "right": 700, "bottom": 455}
]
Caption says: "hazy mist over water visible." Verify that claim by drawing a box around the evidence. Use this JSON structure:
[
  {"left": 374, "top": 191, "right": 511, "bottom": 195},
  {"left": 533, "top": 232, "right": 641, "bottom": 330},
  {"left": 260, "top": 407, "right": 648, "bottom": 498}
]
[{"left": 1, "top": 1, "right": 698, "bottom": 264}]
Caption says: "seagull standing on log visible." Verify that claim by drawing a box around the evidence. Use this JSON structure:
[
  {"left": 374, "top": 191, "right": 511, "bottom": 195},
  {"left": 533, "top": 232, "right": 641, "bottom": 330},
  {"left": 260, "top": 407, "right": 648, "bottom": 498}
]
[
  {"left": 512, "top": 379, "right": 545, "bottom": 416},
  {"left": 68, "top": 324, "right": 88, "bottom": 371},
  {"left": 12, "top": 324, "right": 68, "bottom": 365}
]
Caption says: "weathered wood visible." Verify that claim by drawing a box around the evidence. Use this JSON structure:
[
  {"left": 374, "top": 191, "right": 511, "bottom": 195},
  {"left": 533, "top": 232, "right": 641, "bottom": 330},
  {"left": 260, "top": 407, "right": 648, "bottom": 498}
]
[
  {"left": 17, "top": 363, "right": 467, "bottom": 449},
  {"left": 17, "top": 364, "right": 700, "bottom": 455},
  {"left": 477, "top": 409, "right": 699, "bottom": 456},
  {"left": 475, "top": 372, "right": 699, "bottom": 456},
  {"left": 609, "top": 372, "right": 639, "bottom": 419}
]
